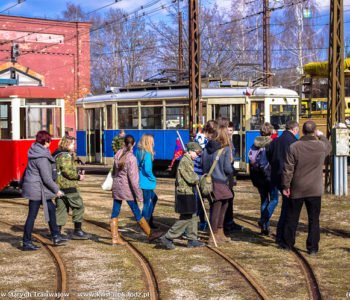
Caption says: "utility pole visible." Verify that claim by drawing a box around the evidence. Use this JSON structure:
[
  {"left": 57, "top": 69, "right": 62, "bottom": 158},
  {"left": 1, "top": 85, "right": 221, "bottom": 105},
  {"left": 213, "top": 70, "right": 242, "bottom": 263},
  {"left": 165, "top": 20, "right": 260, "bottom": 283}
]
[
  {"left": 325, "top": 0, "right": 346, "bottom": 193},
  {"left": 189, "top": 0, "right": 201, "bottom": 137},
  {"left": 177, "top": 0, "right": 184, "bottom": 81},
  {"left": 263, "top": 0, "right": 271, "bottom": 86}
]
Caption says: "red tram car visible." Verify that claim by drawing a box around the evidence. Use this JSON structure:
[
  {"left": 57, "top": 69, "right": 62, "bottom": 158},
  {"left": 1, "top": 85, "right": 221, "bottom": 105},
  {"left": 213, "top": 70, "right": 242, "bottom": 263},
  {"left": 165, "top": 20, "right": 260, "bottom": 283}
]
[{"left": 0, "top": 86, "right": 65, "bottom": 189}]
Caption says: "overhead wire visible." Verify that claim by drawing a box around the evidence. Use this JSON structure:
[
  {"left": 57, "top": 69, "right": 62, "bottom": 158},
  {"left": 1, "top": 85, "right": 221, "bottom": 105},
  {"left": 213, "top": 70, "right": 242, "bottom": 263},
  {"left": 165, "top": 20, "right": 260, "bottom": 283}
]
[{"left": 0, "top": 0, "right": 26, "bottom": 14}]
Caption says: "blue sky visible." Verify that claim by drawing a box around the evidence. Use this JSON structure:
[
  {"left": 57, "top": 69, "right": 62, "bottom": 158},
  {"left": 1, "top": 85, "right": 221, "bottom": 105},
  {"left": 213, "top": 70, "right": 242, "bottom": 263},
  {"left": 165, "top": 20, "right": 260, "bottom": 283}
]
[{"left": 1, "top": 0, "right": 349, "bottom": 20}]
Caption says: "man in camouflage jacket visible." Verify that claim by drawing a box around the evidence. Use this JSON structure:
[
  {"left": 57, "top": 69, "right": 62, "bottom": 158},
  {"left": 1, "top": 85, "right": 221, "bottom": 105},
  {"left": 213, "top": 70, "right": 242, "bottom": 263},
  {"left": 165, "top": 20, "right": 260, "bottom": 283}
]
[
  {"left": 53, "top": 136, "right": 89, "bottom": 240},
  {"left": 159, "top": 142, "right": 205, "bottom": 249}
]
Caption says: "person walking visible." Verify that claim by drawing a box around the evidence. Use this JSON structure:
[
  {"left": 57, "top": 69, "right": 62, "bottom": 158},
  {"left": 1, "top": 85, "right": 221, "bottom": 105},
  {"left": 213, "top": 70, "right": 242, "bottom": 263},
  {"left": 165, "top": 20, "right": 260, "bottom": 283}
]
[
  {"left": 267, "top": 120, "right": 299, "bottom": 243},
  {"left": 53, "top": 136, "right": 89, "bottom": 240},
  {"left": 159, "top": 142, "right": 205, "bottom": 249},
  {"left": 22, "top": 131, "right": 66, "bottom": 251},
  {"left": 136, "top": 134, "right": 158, "bottom": 228},
  {"left": 110, "top": 135, "right": 161, "bottom": 245},
  {"left": 202, "top": 126, "right": 234, "bottom": 245},
  {"left": 281, "top": 121, "right": 331, "bottom": 255},
  {"left": 248, "top": 122, "right": 278, "bottom": 235}
]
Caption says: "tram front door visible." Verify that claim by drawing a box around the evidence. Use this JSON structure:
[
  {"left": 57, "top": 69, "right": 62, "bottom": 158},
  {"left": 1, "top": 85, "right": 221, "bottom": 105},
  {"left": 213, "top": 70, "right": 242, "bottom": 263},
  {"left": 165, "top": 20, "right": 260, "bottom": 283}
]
[
  {"left": 212, "top": 104, "right": 245, "bottom": 166},
  {"left": 86, "top": 108, "right": 103, "bottom": 163}
]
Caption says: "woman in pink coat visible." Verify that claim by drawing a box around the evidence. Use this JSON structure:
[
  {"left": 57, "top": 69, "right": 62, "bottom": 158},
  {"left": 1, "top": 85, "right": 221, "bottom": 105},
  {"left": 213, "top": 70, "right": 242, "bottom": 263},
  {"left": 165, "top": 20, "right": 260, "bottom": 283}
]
[{"left": 110, "top": 134, "right": 161, "bottom": 245}]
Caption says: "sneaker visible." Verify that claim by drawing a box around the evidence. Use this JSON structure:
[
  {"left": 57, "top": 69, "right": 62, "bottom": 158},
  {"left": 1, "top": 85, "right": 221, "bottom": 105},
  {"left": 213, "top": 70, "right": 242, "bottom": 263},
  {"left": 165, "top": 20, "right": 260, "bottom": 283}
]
[
  {"left": 278, "top": 242, "right": 291, "bottom": 251},
  {"left": 159, "top": 235, "right": 175, "bottom": 250},
  {"left": 52, "top": 235, "right": 67, "bottom": 246},
  {"left": 187, "top": 240, "right": 205, "bottom": 248},
  {"left": 22, "top": 242, "right": 40, "bottom": 251},
  {"left": 72, "top": 229, "right": 90, "bottom": 240}
]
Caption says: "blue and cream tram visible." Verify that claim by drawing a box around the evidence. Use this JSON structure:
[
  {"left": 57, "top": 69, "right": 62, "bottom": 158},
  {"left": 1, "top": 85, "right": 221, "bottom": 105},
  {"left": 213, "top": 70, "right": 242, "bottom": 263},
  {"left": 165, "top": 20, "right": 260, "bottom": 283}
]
[{"left": 75, "top": 84, "right": 299, "bottom": 173}]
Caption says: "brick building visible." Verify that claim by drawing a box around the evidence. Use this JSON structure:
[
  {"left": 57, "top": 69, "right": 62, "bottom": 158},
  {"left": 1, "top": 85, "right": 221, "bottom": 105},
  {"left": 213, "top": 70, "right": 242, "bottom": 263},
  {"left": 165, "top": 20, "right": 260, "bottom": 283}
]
[{"left": 0, "top": 15, "right": 91, "bottom": 134}]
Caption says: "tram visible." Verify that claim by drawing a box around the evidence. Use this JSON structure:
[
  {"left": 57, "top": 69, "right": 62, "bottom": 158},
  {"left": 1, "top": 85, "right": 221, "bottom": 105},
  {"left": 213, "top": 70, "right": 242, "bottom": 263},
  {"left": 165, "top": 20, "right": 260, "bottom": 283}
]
[
  {"left": 76, "top": 83, "right": 299, "bottom": 173},
  {"left": 0, "top": 86, "right": 65, "bottom": 190}
]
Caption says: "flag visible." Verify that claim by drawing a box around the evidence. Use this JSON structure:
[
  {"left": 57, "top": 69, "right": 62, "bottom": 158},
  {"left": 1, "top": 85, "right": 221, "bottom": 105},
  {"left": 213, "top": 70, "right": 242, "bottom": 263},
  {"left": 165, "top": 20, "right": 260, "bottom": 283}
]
[{"left": 167, "top": 138, "right": 184, "bottom": 170}]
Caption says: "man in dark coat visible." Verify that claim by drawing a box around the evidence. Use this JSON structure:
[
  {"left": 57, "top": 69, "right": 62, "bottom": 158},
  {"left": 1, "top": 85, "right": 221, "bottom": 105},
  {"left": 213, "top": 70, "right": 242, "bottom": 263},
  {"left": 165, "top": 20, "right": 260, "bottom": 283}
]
[
  {"left": 267, "top": 120, "right": 299, "bottom": 243},
  {"left": 281, "top": 121, "right": 332, "bottom": 255}
]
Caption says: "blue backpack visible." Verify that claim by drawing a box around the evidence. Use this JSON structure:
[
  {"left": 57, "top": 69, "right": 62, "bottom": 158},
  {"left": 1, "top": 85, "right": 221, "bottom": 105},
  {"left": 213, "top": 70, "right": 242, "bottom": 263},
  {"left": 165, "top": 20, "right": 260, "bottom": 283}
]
[{"left": 248, "top": 145, "right": 271, "bottom": 183}]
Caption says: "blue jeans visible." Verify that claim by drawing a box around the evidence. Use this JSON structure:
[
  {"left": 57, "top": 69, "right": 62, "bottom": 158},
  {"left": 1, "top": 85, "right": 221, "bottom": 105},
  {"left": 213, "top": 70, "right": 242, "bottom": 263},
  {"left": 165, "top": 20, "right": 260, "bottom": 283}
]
[
  {"left": 23, "top": 199, "right": 59, "bottom": 243},
  {"left": 258, "top": 186, "right": 279, "bottom": 227},
  {"left": 141, "top": 190, "right": 158, "bottom": 222},
  {"left": 111, "top": 199, "right": 142, "bottom": 222}
]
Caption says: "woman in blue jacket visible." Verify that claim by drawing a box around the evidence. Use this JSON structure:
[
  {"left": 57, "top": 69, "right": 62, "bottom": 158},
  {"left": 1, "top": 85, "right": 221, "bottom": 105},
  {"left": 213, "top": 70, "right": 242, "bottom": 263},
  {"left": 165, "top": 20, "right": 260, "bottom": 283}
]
[{"left": 136, "top": 134, "right": 158, "bottom": 228}]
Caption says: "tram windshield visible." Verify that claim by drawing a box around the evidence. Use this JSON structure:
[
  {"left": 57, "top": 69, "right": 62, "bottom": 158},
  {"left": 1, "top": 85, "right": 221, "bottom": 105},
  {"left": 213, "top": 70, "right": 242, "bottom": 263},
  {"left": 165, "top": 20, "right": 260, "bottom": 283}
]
[
  {"left": 20, "top": 99, "right": 62, "bottom": 139},
  {"left": 250, "top": 101, "right": 264, "bottom": 130},
  {"left": 0, "top": 102, "right": 11, "bottom": 139},
  {"left": 270, "top": 104, "right": 297, "bottom": 129}
]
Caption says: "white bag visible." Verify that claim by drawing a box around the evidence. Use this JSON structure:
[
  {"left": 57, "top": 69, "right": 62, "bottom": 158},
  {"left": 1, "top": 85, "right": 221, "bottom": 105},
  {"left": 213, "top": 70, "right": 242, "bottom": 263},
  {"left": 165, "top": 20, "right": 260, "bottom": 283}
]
[{"left": 101, "top": 171, "right": 113, "bottom": 191}]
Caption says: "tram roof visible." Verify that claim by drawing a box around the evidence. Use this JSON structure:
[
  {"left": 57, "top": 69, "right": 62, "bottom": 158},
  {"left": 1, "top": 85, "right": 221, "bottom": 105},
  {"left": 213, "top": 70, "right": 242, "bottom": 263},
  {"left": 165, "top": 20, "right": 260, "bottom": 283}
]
[
  {"left": 0, "top": 86, "right": 64, "bottom": 99},
  {"left": 77, "top": 87, "right": 298, "bottom": 104}
]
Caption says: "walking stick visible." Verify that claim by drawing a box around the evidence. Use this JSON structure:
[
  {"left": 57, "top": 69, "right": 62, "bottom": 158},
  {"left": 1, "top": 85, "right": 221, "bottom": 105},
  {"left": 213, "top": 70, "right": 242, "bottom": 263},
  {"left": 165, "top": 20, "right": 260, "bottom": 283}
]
[
  {"left": 176, "top": 131, "right": 218, "bottom": 248},
  {"left": 196, "top": 185, "right": 218, "bottom": 247}
]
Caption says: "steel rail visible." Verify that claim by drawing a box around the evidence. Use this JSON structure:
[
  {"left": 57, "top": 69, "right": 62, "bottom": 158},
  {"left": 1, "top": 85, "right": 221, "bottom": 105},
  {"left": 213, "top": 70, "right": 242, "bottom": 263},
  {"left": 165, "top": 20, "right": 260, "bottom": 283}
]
[{"left": 0, "top": 219, "right": 67, "bottom": 300}]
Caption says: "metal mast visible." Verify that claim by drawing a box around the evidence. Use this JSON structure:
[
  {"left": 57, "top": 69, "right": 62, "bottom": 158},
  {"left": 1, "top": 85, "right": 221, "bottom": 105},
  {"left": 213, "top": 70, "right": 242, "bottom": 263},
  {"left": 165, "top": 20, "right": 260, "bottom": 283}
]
[
  {"left": 325, "top": 0, "right": 345, "bottom": 192},
  {"left": 189, "top": 0, "right": 201, "bottom": 137},
  {"left": 263, "top": 0, "right": 271, "bottom": 86},
  {"left": 178, "top": 0, "right": 184, "bottom": 81}
]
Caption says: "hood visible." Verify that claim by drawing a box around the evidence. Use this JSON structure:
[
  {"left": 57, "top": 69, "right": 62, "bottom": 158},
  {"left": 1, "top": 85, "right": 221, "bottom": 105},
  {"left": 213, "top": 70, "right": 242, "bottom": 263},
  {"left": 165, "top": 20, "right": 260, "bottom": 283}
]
[
  {"left": 254, "top": 136, "right": 272, "bottom": 148},
  {"left": 206, "top": 140, "right": 222, "bottom": 154},
  {"left": 52, "top": 149, "right": 69, "bottom": 158},
  {"left": 28, "top": 143, "right": 55, "bottom": 162}
]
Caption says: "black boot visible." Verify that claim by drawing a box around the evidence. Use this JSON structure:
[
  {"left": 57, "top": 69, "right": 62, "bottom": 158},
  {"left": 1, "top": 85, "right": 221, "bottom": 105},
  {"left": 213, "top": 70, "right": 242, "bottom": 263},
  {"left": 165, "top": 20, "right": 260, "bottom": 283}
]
[
  {"left": 52, "top": 235, "right": 66, "bottom": 246},
  {"left": 149, "top": 217, "right": 158, "bottom": 229},
  {"left": 72, "top": 222, "right": 90, "bottom": 240},
  {"left": 22, "top": 242, "right": 40, "bottom": 251},
  {"left": 58, "top": 226, "right": 70, "bottom": 241}
]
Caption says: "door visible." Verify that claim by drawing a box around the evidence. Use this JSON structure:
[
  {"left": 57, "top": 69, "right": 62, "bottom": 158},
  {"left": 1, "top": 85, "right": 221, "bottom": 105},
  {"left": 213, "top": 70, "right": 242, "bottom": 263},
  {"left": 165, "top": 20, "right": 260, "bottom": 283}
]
[
  {"left": 212, "top": 104, "right": 245, "bottom": 164},
  {"left": 86, "top": 108, "right": 103, "bottom": 163}
]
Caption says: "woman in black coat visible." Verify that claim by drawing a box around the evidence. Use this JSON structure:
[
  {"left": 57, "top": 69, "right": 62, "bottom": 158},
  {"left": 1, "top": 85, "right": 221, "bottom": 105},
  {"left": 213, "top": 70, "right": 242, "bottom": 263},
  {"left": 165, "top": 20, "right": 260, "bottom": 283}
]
[{"left": 22, "top": 131, "right": 66, "bottom": 251}]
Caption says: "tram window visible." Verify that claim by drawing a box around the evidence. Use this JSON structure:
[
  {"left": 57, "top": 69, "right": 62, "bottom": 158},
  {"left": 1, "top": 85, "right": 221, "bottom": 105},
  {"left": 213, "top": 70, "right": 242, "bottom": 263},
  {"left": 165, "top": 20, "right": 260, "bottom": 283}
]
[
  {"left": 166, "top": 106, "right": 189, "bottom": 129},
  {"left": 118, "top": 107, "right": 138, "bottom": 129},
  {"left": 250, "top": 101, "right": 264, "bottom": 130},
  {"left": 27, "top": 99, "right": 56, "bottom": 106},
  {"left": 0, "top": 103, "right": 11, "bottom": 139},
  {"left": 232, "top": 105, "right": 241, "bottom": 130},
  {"left": 106, "top": 105, "right": 113, "bottom": 129},
  {"left": 23, "top": 107, "right": 61, "bottom": 138},
  {"left": 348, "top": 102, "right": 350, "bottom": 109},
  {"left": 214, "top": 105, "right": 230, "bottom": 120},
  {"left": 141, "top": 107, "right": 163, "bottom": 129},
  {"left": 270, "top": 105, "right": 297, "bottom": 129},
  {"left": 77, "top": 107, "right": 84, "bottom": 130}
]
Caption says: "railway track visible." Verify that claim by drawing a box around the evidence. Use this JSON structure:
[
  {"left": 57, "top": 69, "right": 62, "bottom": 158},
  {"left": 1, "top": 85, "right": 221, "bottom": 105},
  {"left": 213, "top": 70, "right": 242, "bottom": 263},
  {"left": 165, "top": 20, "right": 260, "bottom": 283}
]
[
  {"left": 0, "top": 219, "right": 67, "bottom": 300},
  {"left": 0, "top": 200, "right": 159, "bottom": 300},
  {"left": 83, "top": 218, "right": 160, "bottom": 300},
  {"left": 153, "top": 220, "right": 270, "bottom": 300},
  {"left": 234, "top": 215, "right": 322, "bottom": 300}
]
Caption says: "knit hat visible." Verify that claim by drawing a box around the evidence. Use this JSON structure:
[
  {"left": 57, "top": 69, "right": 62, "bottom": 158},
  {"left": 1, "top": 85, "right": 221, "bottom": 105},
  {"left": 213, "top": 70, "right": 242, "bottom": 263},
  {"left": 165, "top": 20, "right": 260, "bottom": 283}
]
[{"left": 187, "top": 142, "right": 202, "bottom": 152}]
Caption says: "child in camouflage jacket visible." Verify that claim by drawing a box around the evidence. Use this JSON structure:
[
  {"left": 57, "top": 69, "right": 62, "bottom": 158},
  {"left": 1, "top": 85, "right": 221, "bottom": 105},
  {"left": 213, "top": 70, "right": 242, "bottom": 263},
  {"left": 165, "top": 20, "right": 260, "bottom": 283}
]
[{"left": 159, "top": 142, "right": 206, "bottom": 249}]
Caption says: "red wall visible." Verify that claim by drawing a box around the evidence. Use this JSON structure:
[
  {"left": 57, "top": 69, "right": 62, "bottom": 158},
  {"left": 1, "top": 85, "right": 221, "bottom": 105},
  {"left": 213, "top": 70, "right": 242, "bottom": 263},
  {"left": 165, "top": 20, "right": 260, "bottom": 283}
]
[{"left": 0, "top": 16, "right": 91, "bottom": 134}]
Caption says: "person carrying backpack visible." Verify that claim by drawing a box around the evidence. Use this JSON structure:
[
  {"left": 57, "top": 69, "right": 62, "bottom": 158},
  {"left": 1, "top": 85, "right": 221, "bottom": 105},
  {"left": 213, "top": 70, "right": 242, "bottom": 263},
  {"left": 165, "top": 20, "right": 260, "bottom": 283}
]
[{"left": 248, "top": 122, "right": 279, "bottom": 235}]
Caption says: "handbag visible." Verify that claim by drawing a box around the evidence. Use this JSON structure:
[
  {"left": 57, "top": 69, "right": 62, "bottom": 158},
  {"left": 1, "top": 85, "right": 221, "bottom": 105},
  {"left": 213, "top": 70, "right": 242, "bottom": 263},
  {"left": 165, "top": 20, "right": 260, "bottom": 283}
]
[
  {"left": 199, "top": 148, "right": 224, "bottom": 197},
  {"left": 101, "top": 170, "right": 113, "bottom": 191}
]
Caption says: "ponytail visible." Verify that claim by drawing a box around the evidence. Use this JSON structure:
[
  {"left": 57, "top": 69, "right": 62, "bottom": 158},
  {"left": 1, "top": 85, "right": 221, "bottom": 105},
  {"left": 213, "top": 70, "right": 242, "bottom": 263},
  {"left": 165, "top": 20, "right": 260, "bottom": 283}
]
[{"left": 117, "top": 135, "right": 135, "bottom": 170}]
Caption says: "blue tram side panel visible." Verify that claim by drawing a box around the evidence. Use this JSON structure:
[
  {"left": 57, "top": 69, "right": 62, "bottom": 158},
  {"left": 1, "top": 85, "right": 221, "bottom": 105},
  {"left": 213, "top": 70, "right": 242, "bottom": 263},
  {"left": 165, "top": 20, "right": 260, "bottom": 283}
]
[{"left": 76, "top": 129, "right": 190, "bottom": 161}]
